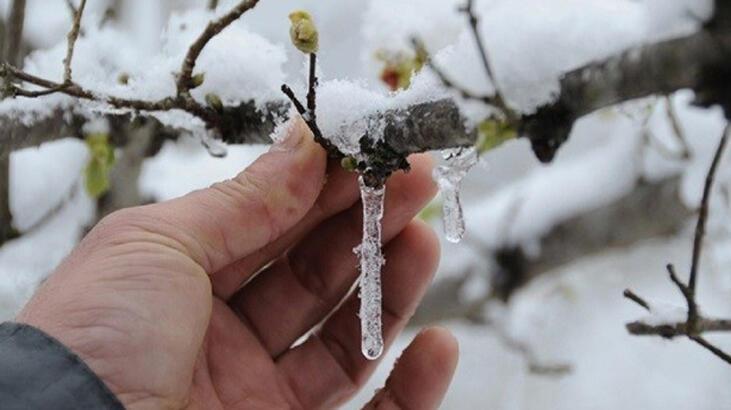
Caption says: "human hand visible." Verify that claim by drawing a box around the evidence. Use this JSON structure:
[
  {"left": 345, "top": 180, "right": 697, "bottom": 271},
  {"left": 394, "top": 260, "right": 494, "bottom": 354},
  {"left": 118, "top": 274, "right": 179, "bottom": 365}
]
[{"left": 17, "top": 119, "right": 458, "bottom": 409}]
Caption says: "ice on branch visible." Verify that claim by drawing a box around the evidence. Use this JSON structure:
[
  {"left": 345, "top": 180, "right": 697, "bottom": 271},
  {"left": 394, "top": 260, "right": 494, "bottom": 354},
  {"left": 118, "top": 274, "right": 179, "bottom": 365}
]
[
  {"left": 355, "top": 175, "right": 386, "bottom": 360},
  {"left": 434, "top": 147, "right": 478, "bottom": 243}
]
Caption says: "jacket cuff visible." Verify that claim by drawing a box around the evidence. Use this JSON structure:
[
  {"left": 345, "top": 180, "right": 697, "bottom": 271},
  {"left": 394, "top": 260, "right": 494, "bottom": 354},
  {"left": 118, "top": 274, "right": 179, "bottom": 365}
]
[{"left": 0, "top": 322, "right": 124, "bottom": 410}]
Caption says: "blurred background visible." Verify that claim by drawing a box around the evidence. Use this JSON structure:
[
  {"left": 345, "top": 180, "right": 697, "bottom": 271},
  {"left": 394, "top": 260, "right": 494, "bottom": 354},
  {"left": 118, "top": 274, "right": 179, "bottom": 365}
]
[{"left": 0, "top": 0, "right": 729, "bottom": 408}]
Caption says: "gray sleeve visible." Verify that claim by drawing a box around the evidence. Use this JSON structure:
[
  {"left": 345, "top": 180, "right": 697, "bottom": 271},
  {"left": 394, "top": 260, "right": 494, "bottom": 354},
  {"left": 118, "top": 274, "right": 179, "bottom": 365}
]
[{"left": 0, "top": 322, "right": 124, "bottom": 410}]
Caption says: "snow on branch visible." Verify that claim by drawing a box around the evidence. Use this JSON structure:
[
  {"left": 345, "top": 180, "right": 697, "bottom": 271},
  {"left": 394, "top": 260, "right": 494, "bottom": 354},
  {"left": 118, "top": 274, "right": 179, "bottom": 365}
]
[{"left": 0, "top": 15, "right": 727, "bottom": 175}]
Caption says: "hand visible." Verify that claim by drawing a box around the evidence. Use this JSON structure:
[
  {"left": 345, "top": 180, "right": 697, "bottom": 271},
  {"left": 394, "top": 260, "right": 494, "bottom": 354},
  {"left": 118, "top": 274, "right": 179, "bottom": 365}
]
[{"left": 18, "top": 119, "right": 459, "bottom": 410}]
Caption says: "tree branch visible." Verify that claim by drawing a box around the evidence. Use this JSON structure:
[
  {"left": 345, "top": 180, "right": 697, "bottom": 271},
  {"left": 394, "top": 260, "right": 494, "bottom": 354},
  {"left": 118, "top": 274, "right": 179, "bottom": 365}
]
[
  {"left": 63, "top": 0, "right": 86, "bottom": 84},
  {"left": 0, "top": 20, "right": 726, "bottom": 167},
  {"left": 624, "top": 125, "right": 731, "bottom": 366},
  {"left": 176, "top": 0, "right": 260, "bottom": 96}
]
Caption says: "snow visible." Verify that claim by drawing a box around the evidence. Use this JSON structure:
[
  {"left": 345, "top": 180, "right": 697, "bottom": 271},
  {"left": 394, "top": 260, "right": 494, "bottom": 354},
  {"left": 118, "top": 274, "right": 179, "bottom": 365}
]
[
  {"left": 356, "top": 175, "right": 386, "bottom": 360},
  {"left": 1, "top": 138, "right": 94, "bottom": 321},
  {"left": 640, "top": 301, "right": 688, "bottom": 327},
  {"left": 346, "top": 233, "right": 731, "bottom": 410}
]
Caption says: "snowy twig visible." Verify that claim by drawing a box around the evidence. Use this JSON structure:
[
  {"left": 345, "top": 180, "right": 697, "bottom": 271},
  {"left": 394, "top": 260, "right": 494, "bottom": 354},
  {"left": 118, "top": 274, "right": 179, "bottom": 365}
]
[
  {"left": 0, "top": 6, "right": 728, "bottom": 166},
  {"left": 411, "top": 38, "right": 496, "bottom": 105},
  {"left": 624, "top": 125, "right": 731, "bottom": 365},
  {"left": 457, "top": 0, "right": 516, "bottom": 122},
  {"left": 0, "top": 0, "right": 265, "bottom": 135},
  {"left": 623, "top": 289, "right": 650, "bottom": 311},
  {"left": 280, "top": 52, "right": 343, "bottom": 160},
  {"left": 63, "top": 0, "right": 86, "bottom": 84},
  {"left": 177, "top": 0, "right": 260, "bottom": 96}
]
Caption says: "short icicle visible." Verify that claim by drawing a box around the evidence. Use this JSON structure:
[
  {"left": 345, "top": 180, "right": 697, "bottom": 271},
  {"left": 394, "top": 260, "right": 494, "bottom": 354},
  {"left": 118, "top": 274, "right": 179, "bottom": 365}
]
[
  {"left": 355, "top": 175, "right": 386, "bottom": 360},
  {"left": 434, "top": 147, "right": 478, "bottom": 243}
]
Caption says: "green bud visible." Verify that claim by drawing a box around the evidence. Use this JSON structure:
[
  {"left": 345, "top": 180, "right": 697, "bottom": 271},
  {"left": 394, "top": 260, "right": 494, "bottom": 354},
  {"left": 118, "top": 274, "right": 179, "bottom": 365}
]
[
  {"left": 289, "top": 10, "right": 319, "bottom": 54},
  {"left": 84, "top": 132, "right": 116, "bottom": 198},
  {"left": 191, "top": 72, "right": 205, "bottom": 89},
  {"left": 340, "top": 156, "right": 358, "bottom": 172},
  {"left": 205, "top": 93, "right": 223, "bottom": 112},
  {"left": 476, "top": 119, "right": 517, "bottom": 153},
  {"left": 418, "top": 199, "right": 443, "bottom": 222},
  {"left": 117, "top": 72, "right": 130, "bottom": 85}
]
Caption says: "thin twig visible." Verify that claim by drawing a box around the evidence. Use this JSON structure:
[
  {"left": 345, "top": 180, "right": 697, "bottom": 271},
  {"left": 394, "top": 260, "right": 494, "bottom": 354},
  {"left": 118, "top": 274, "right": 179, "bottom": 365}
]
[
  {"left": 412, "top": 38, "right": 494, "bottom": 105},
  {"left": 690, "top": 335, "right": 731, "bottom": 365},
  {"left": 63, "top": 0, "right": 87, "bottom": 84},
  {"left": 688, "top": 124, "right": 729, "bottom": 295},
  {"left": 624, "top": 124, "right": 731, "bottom": 365},
  {"left": 208, "top": 0, "right": 220, "bottom": 10},
  {"left": 457, "top": 0, "right": 516, "bottom": 121},
  {"left": 64, "top": 0, "right": 78, "bottom": 17},
  {"left": 623, "top": 289, "right": 650, "bottom": 311},
  {"left": 306, "top": 53, "right": 318, "bottom": 121},
  {"left": 0, "top": 0, "right": 263, "bottom": 134},
  {"left": 177, "top": 0, "right": 260, "bottom": 96}
]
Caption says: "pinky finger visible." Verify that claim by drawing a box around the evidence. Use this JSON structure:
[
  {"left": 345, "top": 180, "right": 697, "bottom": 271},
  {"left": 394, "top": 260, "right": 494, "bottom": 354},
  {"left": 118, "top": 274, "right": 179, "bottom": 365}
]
[{"left": 363, "top": 327, "right": 459, "bottom": 410}]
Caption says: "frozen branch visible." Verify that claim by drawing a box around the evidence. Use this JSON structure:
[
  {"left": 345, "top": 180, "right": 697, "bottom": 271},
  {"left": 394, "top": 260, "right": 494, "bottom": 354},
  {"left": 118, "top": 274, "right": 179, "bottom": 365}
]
[{"left": 624, "top": 124, "right": 731, "bottom": 366}]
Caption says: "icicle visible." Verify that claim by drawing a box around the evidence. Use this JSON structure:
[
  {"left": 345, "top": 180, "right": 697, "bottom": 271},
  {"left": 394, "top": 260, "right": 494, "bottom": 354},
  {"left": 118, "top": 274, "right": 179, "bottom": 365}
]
[
  {"left": 355, "top": 175, "right": 386, "bottom": 360},
  {"left": 433, "top": 147, "right": 478, "bottom": 243},
  {"left": 199, "top": 130, "right": 228, "bottom": 158}
]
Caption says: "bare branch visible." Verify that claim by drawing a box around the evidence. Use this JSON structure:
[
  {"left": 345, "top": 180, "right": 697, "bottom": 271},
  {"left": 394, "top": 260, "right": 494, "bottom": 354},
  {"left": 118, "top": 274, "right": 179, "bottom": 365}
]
[
  {"left": 63, "top": 0, "right": 87, "bottom": 84},
  {"left": 690, "top": 335, "right": 731, "bottom": 365},
  {"left": 689, "top": 124, "right": 729, "bottom": 294},
  {"left": 412, "top": 38, "right": 496, "bottom": 105},
  {"left": 623, "top": 289, "right": 650, "bottom": 311},
  {"left": 624, "top": 125, "right": 731, "bottom": 365},
  {"left": 177, "top": 0, "right": 260, "bottom": 96},
  {"left": 457, "top": 0, "right": 516, "bottom": 121}
]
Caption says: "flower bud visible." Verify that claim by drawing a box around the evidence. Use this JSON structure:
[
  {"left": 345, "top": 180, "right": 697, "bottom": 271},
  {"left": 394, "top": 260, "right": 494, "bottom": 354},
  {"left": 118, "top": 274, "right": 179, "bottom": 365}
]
[
  {"left": 205, "top": 93, "right": 223, "bottom": 112},
  {"left": 289, "top": 10, "right": 319, "bottom": 54},
  {"left": 191, "top": 72, "right": 205, "bottom": 89}
]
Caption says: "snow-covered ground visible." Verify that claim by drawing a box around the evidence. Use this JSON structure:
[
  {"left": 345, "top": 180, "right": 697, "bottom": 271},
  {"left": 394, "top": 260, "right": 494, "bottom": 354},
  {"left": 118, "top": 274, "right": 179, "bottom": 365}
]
[{"left": 0, "top": 0, "right": 730, "bottom": 408}]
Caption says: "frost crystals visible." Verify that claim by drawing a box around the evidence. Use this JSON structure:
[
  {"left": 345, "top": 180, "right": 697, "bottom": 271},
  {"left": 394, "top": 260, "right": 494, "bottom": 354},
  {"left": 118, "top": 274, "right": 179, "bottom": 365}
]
[
  {"left": 355, "top": 175, "right": 386, "bottom": 360},
  {"left": 434, "top": 147, "right": 478, "bottom": 243}
]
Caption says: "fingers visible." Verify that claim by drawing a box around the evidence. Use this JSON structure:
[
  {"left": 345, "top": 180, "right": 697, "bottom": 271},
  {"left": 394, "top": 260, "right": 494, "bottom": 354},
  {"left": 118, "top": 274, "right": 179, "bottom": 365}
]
[
  {"left": 227, "top": 155, "right": 436, "bottom": 356},
  {"left": 105, "top": 119, "right": 327, "bottom": 273},
  {"left": 212, "top": 157, "right": 361, "bottom": 299},
  {"left": 276, "top": 221, "right": 441, "bottom": 409},
  {"left": 363, "top": 328, "right": 459, "bottom": 410}
]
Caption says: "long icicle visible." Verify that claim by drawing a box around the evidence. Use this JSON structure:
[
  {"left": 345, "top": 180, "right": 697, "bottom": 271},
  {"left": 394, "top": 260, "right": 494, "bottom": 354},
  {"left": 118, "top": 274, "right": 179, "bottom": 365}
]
[
  {"left": 434, "top": 147, "right": 478, "bottom": 243},
  {"left": 356, "top": 175, "right": 386, "bottom": 360}
]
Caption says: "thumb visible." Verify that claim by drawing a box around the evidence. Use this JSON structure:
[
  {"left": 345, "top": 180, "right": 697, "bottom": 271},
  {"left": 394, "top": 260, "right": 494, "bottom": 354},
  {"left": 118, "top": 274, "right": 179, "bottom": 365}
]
[{"left": 117, "top": 118, "right": 327, "bottom": 273}]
